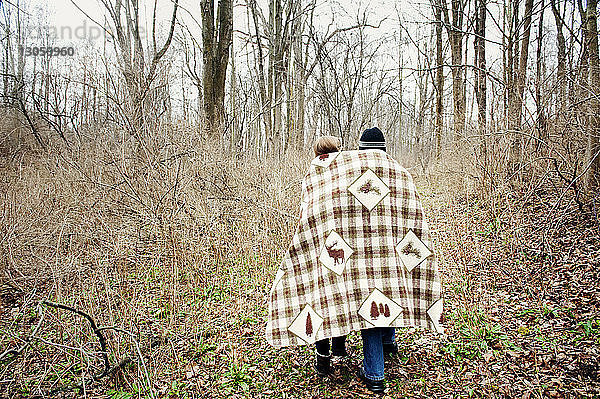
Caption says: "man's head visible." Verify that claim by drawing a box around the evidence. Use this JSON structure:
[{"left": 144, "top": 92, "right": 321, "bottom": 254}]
[{"left": 358, "top": 127, "right": 386, "bottom": 152}]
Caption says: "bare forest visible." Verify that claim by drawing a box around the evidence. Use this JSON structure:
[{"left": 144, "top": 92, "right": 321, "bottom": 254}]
[{"left": 0, "top": 0, "right": 599, "bottom": 397}]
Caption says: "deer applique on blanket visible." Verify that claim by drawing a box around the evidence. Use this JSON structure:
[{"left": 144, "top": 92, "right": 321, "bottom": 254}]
[{"left": 265, "top": 150, "right": 443, "bottom": 347}]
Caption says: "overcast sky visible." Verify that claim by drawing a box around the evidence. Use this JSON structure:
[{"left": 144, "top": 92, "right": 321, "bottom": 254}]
[{"left": 37, "top": 0, "right": 404, "bottom": 44}]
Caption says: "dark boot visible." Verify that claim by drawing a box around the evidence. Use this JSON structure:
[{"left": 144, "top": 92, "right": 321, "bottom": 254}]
[
  {"left": 315, "top": 352, "right": 331, "bottom": 377},
  {"left": 358, "top": 368, "right": 386, "bottom": 394},
  {"left": 331, "top": 336, "right": 348, "bottom": 357}
]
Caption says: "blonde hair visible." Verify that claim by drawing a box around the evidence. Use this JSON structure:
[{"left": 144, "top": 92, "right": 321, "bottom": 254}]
[{"left": 313, "top": 136, "right": 341, "bottom": 156}]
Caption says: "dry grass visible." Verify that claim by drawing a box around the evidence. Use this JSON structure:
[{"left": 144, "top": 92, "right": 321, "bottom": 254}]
[{"left": 0, "top": 130, "right": 309, "bottom": 397}]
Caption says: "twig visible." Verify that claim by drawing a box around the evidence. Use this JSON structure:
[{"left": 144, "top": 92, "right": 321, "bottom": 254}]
[
  {"left": 552, "top": 159, "right": 583, "bottom": 212},
  {"left": 41, "top": 300, "right": 110, "bottom": 379},
  {"left": 550, "top": 149, "right": 600, "bottom": 214},
  {"left": 0, "top": 305, "right": 45, "bottom": 361}
]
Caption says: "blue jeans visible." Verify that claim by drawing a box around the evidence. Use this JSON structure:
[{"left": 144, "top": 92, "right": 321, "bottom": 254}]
[{"left": 361, "top": 327, "right": 395, "bottom": 381}]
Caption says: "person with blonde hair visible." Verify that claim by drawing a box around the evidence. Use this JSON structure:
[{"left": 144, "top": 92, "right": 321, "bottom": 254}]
[
  {"left": 310, "top": 135, "right": 349, "bottom": 376},
  {"left": 313, "top": 135, "right": 341, "bottom": 157}
]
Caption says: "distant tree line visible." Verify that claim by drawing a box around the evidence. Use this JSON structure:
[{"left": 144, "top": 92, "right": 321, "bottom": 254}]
[{"left": 0, "top": 0, "right": 598, "bottom": 192}]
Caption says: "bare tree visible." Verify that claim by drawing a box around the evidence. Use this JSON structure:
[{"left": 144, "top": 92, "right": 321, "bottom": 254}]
[
  {"left": 534, "top": 0, "right": 546, "bottom": 141},
  {"left": 440, "top": 0, "right": 468, "bottom": 142},
  {"left": 96, "top": 0, "right": 179, "bottom": 137},
  {"left": 432, "top": 0, "right": 445, "bottom": 159},
  {"left": 200, "top": 0, "right": 233, "bottom": 135},
  {"left": 550, "top": 0, "right": 567, "bottom": 106},
  {"left": 248, "top": 0, "right": 272, "bottom": 143},
  {"left": 474, "top": 0, "right": 487, "bottom": 181},
  {"left": 178, "top": 24, "right": 204, "bottom": 123},
  {"left": 506, "top": 0, "right": 534, "bottom": 163},
  {"left": 309, "top": 21, "right": 390, "bottom": 146},
  {"left": 583, "top": 0, "right": 600, "bottom": 187},
  {"left": 247, "top": 0, "right": 303, "bottom": 153},
  {"left": 289, "top": 0, "right": 309, "bottom": 151}
]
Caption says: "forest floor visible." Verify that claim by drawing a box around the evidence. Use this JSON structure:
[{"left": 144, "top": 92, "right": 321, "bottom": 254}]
[{"left": 0, "top": 149, "right": 599, "bottom": 398}]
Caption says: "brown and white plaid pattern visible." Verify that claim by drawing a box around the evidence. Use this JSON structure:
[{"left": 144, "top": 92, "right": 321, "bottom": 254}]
[{"left": 265, "top": 150, "right": 442, "bottom": 347}]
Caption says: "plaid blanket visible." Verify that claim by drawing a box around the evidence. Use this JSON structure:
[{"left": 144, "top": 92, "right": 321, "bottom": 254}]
[{"left": 265, "top": 150, "right": 443, "bottom": 347}]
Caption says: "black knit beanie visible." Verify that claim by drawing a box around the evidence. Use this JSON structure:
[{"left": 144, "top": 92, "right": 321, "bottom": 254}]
[{"left": 359, "top": 127, "right": 386, "bottom": 152}]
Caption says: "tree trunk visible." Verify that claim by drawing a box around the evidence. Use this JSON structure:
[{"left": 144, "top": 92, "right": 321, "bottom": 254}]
[
  {"left": 248, "top": 0, "right": 273, "bottom": 143},
  {"left": 271, "top": 0, "right": 283, "bottom": 153},
  {"left": 433, "top": 0, "right": 444, "bottom": 159},
  {"left": 550, "top": 0, "right": 566, "bottom": 106},
  {"left": 292, "top": 8, "right": 305, "bottom": 152},
  {"left": 442, "top": 0, "right": 466, "bottom": 143},
  {"left": 474, "top": 0, "right": 487, "bottom": 166},
  {"left": 578, "top": 0, "right": 590, "bottom": 121},
  {"left": 508, "top": 0, "right": 534, "bottom": 163},
  {"left": 398, "top": 28, "right": 404, "bottom": 158},
  {"left": 585, "top": 0, "right": 600, "bottom": 188},
  {"left": 230, "top": 44, "right": 237, "bottom": 150},
  {"left": 535, "top": 0, "right": 546, "bottom": 145},
  {"left": 103, "top": 0, "right": 178, "bottom": 139},
  {"left": 201, "top": 0, "right": 233, "bottom": 136},
  {"left": 449, "top": 32, "right": 465, "bottom": 141}
]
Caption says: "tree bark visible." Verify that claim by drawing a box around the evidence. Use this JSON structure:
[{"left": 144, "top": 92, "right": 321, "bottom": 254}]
[
  {"left": 585, "top": 0, "right": 600, "bottom": 188},
  {"left": 535, "top": 0, "right": 546, "bottom": 144},
  {"left": 292, "top": 1, "right": 306, "bottom": 151},
  {"left": 474, "top": 0, "right": 487, "bottom": 166},
  {"left": 433, "top": 0, "right": 444, "bottom": 159},
  {"left": 271, "top": 0, "right": 283, "bottom": 152},
  {"left": 441, "top": 0, "right": 467, "bottom": 142},
  {"left": 508, "top": 0, "right": 534, "bottom": 163},
  {"left": 201, "top": 0, "right": 233, "bottom": 135},
  {"left": 248, "top": 0, "right": 273, "bottom": 142},
  {"left": 550, "top": 0, "right": 566, "bottom": 106}
]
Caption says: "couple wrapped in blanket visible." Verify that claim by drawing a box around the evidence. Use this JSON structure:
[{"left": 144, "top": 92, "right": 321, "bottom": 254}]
[{"left": 265, "top": 127, "right": 444, "bottom": 394}]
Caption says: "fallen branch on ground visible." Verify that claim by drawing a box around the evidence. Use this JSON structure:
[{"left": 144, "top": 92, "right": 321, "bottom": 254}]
[{"left": 41, "top": 300, "right": 111, "bottom": 379}]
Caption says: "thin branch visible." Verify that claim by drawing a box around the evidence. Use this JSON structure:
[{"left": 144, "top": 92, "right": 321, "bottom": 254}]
[{"left": 41, "top": 300, "right": 110, "bottom": 379}]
